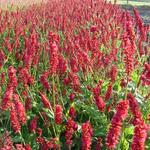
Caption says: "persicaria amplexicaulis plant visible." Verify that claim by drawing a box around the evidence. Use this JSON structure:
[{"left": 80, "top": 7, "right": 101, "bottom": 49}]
[{"left": 0, "top": 0, "right": 149, "bottom": 149}]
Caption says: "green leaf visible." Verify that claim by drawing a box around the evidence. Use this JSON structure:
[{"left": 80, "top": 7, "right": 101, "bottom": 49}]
[
  {"left": 124, "top": 126, "right": 134, "bottom": 136},
  {"left": 135, "top": 92, "right": 143, "bottom": 104},
  {"left": 132, "top": 71, "right": 139, "bottom": 83},
  {"left": 94, "top": 128, "right": 106, "bottom": 137},
  {"left": 13, "top": 135, "right": 22, "bottom": 143},
  {"left": 121, "top": 137, "right": 129, "bottom": 150}
]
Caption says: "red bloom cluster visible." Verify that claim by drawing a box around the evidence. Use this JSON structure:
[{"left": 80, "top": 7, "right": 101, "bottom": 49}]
[
  {"left": 49, "top": 42, "right": 59, "bottom": 74},
  {"left": 95, "top": 96, "right": 105, "bottom": 112},
  {"left": 140, "top": 63, "right": 150, "bottom": 86},
  {"left": 29, "top": 116, "right": 39, "bottom": 133},
  {"left": 127, "top": 93, "right": 148, "bottom": 149},
  {"left": 122, "top": 13, "right": 136, "bottom": 77},
  {"left": 133, "top": 8, "right": 143, "bottom": 34},
  {"left": 82, "top": 121, "right": 93, "bottom": 150},
  {"left": 95, "top": 138, "right": 102, "bottom": 150},
  {"left": 1, "top": 66, "right": 17, "bottom": 110},
  {"left": 57, "top": 55, "right": 67, "bottom": 74},
  {"left": 55, "top": 105, "right": 63, "bottom": 124},
  {"left": 1, "top": 87, "right": 14, "bottom": 110},
  {"left": 5, "top": 37, "right": 12, "bottom": 52},
  {"left": 69, "top": 72, "right": 80, "bottom": 91},
  {"left": 123, "top": 38, "right": 134, "bottom": 76},
  {"left": 69, "top": 106, "right": 76, "bottom": 119},
  {"left": 90, "top": 25, "right": 97, "bottom": 33},
  {"left": 24, "top": 144, "right": 32, "bottom": 150},
  {"left": 65, "top": 118, "right": 77, "bottom": 145},
  {"left": 36, "top": 128, "right": 42, "bottom": 137},
  {"left": 127, "top": 93, "right": 142, "bottom": 125},
  {"left": 25, "top": 97, "right": 32, "bottom": 111},
  {"left": 69, "top": 93, "right": 76, "bottom": 102},
  {"left": 105, "top": 83, "right": 113, "bottom": 101},
  {"left": 120, "top": 78, "right": 127, "bottom": 88},
  {"left": 131, "top": 121, "right": 147, "bottom": 150},
  {"left": 16, "top": 144, "right": 30, "bottom": 150},
  {"left": 18, "top": 67, "right": 34, "bottom": 87},
  {"left": 70, "top": 57, "right": 78, "bottom": 73},
  {"left": 23, "top": 30, "right": 39, "bottom": 69},
  {"left": 13, "top": 94, "right": 26, "bottom": 125},
  {"left": 77, "top": 49, "right": 92, "bottom": 73},
  {"left": 0, "top": 72, "right": 5, "bottom": 86},
  {"left": 39, "top": 92, "right": 51, "bottom": 109},
  {"left": 0, "top": 131, "right": 13, "bottom": 150},
  {"left": 110, "top": 65, "right": 118, "bottom": 83},
  {"left": 46, "top": 138, "right": 59, "bottom": 149},
  {"left": 133, "top": 8, "right": 149, "bottom": 55},
  {"left": 93, "top": 81, "right": 102, "bottom": 97},
  {"left": 36, "top": 137, "right": 58, "bottom": 149},
  {"left": 106, "top": 100, "right": 129, "bottom": 149},
  {"left": 10, "top": 103, "right": 21, "bottom": 133},
  {"left": 40, "top": 72, "right": 50, "bottom": 90},
  {"left": 0, "top": 50, "right": 5, "bottom": 69},
  {"left": 93, "top": 82, "right": 105, "bottom": 112}
]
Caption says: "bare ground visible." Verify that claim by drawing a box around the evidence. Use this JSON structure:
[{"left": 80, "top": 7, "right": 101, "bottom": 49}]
[{"left": 122, "top": 4, "right": 150, "bottom": 24}]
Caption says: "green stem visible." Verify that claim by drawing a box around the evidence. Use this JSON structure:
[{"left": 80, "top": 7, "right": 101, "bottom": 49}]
[
  {"left": 52, "top": 75, "right": 56, "bottom": 111},
  {"left": 56, "top": 75, "right": 64, "bottom": 108},
  {"left": 125, "top": 77, "right": 129, "bottom": 99},
  {"left": 38, "top": 112, "right": 52, "bottom": 136},
  {"left": 19, "top": 131, "right": 25, "bottom": 145}
]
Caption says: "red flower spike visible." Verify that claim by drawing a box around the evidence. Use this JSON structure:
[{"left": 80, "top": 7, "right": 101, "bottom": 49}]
[
  {"left": 131, "top": 121, "right": 148, "bottom": 150},
  {"left": 95, "top": 96, "right": 105, "bottom": 112},
  {"left": 96, "top": 138, "right": 102, "bottom": 150},
  {"left": 69, "top": 106, "right": 76, "bottom": 119},
  {"left": 13, "top": 94, "right": 26, "bottom": 125},
  {"left": 29, "top": 116, "right": 39, "bottom": 133},
  {"left": 15, "top": 144, "right": 25, "bottom": 150},
  {"left": 90, "top": 25, "right": 97, "bottom": 32},
  {"left": 105, "top": 83, "right": 113, "bottom": 101},
  {"left": 24, "top": 144, "right": 32, "bottom": 150},
  {"left": 1, "top": 87, "right": 13, "bottom": 110},
  {"left": 10, "top": 103, "right": 21, "bottom": 133},
  {"left": 0, "top": 131, "right": 13, "bottom": 150},
  {"left": 110, "top": 65, "right": 118, "bottom": 82},
  {"left": 36, "top": 128, "right": 42, "bottom": 137},
  {"left": 65, "top": 118, "right": 77, "bottom": 145},
  {"left": 39, "top": 92, "right": 51, "bottom": 109},
  {"left": 40, "top": 73, "right": 50, "bottom": 90},
  {"left": 106, "top": 100, "right": 129, "bottom": 149},
  {"left": 69, "top": 93, "right": 76, "bottom": 102},
  {"left": 82, "top": 121, "right": 93, "bottom": 150},
  {"left": 127, "top": 93, "right": 142, "bottom": 125},
  {"left": 49, "top": 42, "right": 59, "bottom": 74},
  {"left": 25, "top": 97, "right": 32, "bottom": 111},
  {"left": 55, "top": 105, "right": 63, "bottom": 124}
]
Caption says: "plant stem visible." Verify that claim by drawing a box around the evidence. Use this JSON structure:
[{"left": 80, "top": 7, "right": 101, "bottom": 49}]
[{"left": 52, "top": 75, "right": 56, "bottom": 111}]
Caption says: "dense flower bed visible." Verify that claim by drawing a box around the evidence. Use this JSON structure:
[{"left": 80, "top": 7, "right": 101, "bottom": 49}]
[{"left": 0, "top": 0, "right": 150, "bottom": 149}]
